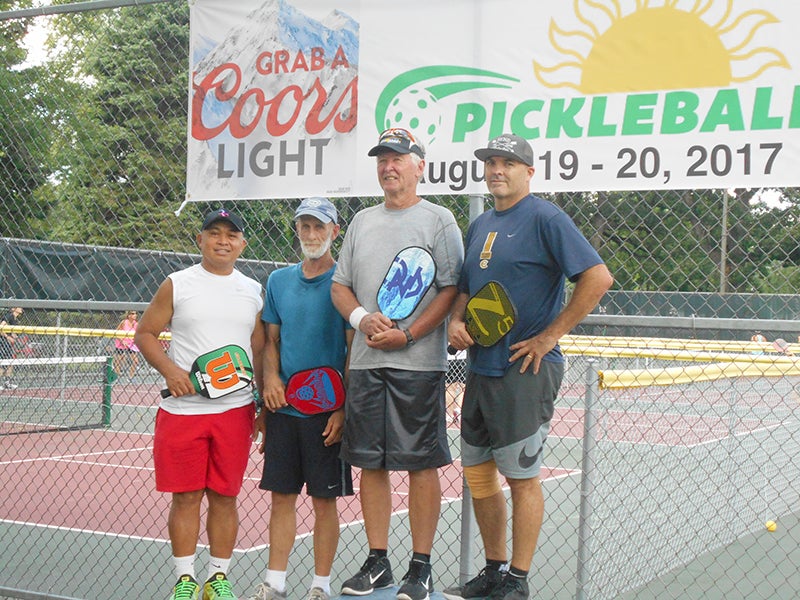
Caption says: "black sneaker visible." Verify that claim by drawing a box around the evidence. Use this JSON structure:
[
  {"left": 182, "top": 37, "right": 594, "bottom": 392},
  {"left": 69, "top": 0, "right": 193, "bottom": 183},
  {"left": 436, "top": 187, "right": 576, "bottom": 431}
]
[
  {"left": 487, "top": 574, "right": 529, "bottom": 600},
  {"left": 396, "top": 560, "right": 434, "bottom": 600},
  {"left": 442, "top": 567, "right": 505, "bottom": 600},
  {"left": 341, "top": 554, "right": 394, "bottom": 596}
]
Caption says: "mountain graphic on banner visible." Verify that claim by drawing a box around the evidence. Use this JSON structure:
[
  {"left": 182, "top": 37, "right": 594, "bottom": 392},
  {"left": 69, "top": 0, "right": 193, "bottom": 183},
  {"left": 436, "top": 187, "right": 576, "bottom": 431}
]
[
  {"left": 188, "top": 0, "right": 360, "bottom": 199},
  {"left": 194, "top": 0, "right": 358, "bottom": 78}
]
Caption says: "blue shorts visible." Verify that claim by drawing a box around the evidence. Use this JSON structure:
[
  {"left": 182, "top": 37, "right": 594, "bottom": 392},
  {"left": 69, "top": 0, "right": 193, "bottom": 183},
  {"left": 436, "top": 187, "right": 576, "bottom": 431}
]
[{"left": 461, "top": 359, "right": 563, "bottom": 479}]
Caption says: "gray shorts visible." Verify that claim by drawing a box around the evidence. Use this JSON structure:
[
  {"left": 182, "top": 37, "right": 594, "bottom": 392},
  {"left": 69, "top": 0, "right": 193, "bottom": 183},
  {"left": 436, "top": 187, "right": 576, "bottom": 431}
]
[
  {"left": 341, "top": 368, "right": 452, "bottom": 471},
  {"left": 461, "top": 359, "right": 563, "bottom": 479}
]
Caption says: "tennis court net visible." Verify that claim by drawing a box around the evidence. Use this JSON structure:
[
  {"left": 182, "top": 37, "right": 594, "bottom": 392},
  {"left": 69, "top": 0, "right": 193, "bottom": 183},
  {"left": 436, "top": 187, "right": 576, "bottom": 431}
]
[{"left": 0, "top": 356, "right": 113, "bottom": 435}]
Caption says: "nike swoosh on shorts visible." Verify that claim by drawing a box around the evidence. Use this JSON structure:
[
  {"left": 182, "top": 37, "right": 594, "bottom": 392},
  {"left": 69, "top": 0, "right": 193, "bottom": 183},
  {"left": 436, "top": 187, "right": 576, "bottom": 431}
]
[{"left": 518, "top": 443, "right": 542, "bottom": 469}]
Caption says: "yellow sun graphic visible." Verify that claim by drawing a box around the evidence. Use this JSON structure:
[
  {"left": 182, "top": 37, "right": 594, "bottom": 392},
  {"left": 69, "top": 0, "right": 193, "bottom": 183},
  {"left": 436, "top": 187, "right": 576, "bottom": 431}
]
[{"left": 533, "top": 0, "right": 790, "bottom": 94}]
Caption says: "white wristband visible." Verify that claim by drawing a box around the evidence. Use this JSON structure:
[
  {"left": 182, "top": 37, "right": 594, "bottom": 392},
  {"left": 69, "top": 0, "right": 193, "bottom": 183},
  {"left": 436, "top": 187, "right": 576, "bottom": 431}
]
[{"left": 349, "top": 306, "right": 369, "bottom": 331}]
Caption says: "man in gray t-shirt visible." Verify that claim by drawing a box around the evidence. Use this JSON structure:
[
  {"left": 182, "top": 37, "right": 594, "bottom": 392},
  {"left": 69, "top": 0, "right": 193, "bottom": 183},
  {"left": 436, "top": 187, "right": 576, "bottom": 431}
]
[{"left": 332, "top": 128, "right": 464, "bottom": 600}]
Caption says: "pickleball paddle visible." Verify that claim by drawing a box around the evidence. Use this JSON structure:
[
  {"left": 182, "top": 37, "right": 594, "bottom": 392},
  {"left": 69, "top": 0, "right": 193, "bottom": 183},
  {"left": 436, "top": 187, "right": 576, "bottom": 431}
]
[
  {"left": 285, "top": 366, "right": 345, "bottom": 414},
  {"left": 160, "top": 344, "right": 253, "bottom": 399},
  {"left": 377, "top": 246, "right": 437, "bottom": 321},
  {"left": 449, "top": 280, "right": 517, "bottom": 353}
]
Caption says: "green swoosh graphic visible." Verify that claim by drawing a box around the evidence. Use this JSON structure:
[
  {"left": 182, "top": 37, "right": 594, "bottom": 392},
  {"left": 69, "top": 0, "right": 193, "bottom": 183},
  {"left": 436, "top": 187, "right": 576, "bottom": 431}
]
[{"left": 375, "top": 66, "right": 520, "bottom": 132}]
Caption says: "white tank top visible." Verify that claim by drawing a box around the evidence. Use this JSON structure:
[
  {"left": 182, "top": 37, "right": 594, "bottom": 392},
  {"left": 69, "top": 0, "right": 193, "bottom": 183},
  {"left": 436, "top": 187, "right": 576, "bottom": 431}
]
[{"left": 160, "top": 263, "right": 263, "bottom": 415}]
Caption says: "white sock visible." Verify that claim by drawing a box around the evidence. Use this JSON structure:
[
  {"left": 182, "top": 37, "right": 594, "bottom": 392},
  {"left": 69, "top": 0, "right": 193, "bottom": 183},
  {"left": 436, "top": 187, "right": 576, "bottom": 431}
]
[
  {"left": 265, "top": 569, "right": 287, "bottom": 592},
  {"left": 173, "top": 555, "right": 196, "bottom": 580},
  {"left": 207, "top": 556, "right": 231, "bottom": 581},
  {"left": 311, "top": 574, "right": 331, "bottom": 594}
]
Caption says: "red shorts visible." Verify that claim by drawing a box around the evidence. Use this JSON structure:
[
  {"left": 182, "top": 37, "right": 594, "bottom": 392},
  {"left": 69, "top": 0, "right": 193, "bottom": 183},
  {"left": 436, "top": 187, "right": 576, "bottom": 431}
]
[{"left": 153, "top": 405, "right": 254, "bottom": 496}]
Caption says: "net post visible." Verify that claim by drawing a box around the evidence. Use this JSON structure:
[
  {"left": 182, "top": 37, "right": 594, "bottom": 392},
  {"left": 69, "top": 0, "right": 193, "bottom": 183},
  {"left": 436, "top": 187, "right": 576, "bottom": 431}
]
[
  {"left": 102, "top": 356, "right": 113, "bottom": 426},
  {"left": 575, "top": 358, "right": 599, "bottom": 600}
]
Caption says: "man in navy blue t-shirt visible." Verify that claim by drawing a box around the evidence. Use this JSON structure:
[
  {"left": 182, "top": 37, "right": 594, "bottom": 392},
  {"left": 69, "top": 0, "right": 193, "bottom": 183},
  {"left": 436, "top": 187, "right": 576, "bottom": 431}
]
[{"left": 444, "top": 134, "right": 613, "bottom": 600}]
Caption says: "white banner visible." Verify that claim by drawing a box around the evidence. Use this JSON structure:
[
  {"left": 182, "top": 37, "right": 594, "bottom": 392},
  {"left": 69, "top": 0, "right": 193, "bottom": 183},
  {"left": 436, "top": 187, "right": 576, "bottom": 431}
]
[{"left": 187, "top": 0, "right": 800, "bottom": 200}]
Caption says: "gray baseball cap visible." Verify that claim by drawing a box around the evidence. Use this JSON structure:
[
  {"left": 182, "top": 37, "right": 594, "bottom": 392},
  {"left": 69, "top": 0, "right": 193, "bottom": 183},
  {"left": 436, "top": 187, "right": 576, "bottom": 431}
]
[
  {"left": 294, "top": 197, "right": 337, "bottom": 224},
  {"left": 474, "top": 133, "right": 534, "bottom": 166}
]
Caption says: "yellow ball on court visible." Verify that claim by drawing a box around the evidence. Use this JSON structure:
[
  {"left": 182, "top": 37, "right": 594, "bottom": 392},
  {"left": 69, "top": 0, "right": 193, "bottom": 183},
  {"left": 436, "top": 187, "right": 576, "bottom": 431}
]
[{"left": 766, "top": 520, "right": 777, "bottom": 532}]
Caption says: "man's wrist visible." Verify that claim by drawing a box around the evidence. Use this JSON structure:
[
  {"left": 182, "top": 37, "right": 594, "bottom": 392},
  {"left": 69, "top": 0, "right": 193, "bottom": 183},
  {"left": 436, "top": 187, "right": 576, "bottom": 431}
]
[
  {"left": 348, "top": 306, "right": 368, "bottom": 331},
  {"left": 403, "top": 329, "right": 415, "bottom": 346}
]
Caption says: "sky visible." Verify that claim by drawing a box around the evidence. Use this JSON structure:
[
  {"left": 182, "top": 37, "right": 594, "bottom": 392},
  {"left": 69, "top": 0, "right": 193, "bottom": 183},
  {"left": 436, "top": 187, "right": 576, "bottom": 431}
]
[{"left": 21, "top": 16, "right": 49, "bottom": 67}]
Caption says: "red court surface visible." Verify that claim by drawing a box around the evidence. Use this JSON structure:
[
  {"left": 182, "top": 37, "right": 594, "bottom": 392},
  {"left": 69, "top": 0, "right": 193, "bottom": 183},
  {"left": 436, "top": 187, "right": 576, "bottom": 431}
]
[
  {"left": 1, "top": 428, "right": 575, "bottom": 549},
  {"left": 1, "top": 399, "right": 773, "bottom": 549}
]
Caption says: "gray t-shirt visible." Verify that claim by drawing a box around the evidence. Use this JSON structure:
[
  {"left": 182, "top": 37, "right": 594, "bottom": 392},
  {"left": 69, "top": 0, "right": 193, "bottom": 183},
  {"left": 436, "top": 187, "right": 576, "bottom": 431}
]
[{"left": 333, "top": 198, "right": 464, "bottom": 372}]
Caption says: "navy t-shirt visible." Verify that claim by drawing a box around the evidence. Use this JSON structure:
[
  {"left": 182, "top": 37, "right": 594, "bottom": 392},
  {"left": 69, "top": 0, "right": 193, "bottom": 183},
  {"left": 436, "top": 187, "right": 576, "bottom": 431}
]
[{"left": 459, "top": 194, "right": 604, "bottom": 376}]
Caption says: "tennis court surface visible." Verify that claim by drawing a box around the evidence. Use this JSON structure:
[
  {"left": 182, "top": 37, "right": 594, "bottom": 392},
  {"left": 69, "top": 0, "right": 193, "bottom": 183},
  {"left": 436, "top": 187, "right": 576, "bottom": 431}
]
[{"left": 2, "top": 344, "right": 800, "bottom": 599}]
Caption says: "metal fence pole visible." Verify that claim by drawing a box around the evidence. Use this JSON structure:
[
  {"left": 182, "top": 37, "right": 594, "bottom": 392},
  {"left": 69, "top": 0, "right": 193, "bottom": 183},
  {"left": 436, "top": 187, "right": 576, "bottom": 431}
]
[
  {"left": 457, "top": 484, "right": 476, "bottom": 585},
  {"left": 575, "top": 358, "right": 599, "bottom": 600},
  {"left": 457, "top": 194, "right": 485, "bottom": 584}
]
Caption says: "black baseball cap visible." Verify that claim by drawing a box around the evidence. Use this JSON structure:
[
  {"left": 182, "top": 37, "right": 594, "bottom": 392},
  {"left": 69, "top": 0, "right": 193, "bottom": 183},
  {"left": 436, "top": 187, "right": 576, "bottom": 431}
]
[
  {"left": 202, "top": 208, "right": 245, "bottom": 233},
  {"left": 368, "top": 128, "right": 426, "bottom": 159},
  {"left": 474, "top": 133, "right": 534, "bottom": 166}
]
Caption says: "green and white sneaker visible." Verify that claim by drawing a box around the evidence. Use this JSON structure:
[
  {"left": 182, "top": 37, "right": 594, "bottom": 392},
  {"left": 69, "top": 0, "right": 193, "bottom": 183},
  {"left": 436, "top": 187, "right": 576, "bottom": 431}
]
[
  {"left": 203, "top": 572, "right": 238, "bottom": 599},
  {"left": 170, "top": 574, "right": 200, "bottom": 600}
]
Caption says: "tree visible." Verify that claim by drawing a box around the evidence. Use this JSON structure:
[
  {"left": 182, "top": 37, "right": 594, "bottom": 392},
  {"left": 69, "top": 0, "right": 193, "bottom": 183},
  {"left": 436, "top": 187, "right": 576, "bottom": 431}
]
[
  {"left": 0, "top": 1, "right": 53, "bottom": 238},
  {"left": 44, "top": 2, "right": 195, "bottom": 251}
]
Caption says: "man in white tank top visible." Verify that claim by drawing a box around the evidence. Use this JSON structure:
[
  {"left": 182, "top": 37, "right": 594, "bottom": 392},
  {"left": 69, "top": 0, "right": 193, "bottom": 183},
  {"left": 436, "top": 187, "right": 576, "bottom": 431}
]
[{"left": 136, "top": 209, "right": 265, "bottom": 600}]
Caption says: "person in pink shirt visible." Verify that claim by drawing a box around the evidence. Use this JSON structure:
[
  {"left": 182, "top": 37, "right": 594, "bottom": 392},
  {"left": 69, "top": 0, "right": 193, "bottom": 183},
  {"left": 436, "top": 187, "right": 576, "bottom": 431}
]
[{"left": 114, "top": 310, "right": 140, "bottom": 378}]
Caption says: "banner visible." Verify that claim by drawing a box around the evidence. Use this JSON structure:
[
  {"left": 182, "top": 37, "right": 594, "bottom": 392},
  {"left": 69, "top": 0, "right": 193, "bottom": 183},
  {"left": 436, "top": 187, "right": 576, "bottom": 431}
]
[{"left": 187, "top": 0, "right": 800, "bottom": 200}]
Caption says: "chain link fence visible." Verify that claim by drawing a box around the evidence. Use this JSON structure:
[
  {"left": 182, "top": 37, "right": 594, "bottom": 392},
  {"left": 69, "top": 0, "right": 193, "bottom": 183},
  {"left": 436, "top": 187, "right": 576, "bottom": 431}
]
[{"left": 1, "top": 2, "right": 799, "bottom": 599}]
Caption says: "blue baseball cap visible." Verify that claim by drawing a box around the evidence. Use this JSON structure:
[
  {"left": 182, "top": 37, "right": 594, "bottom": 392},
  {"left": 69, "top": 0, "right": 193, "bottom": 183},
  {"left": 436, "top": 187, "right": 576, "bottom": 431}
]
[{"left": 295, "top": 197, "right": 337, "bottom": 224}]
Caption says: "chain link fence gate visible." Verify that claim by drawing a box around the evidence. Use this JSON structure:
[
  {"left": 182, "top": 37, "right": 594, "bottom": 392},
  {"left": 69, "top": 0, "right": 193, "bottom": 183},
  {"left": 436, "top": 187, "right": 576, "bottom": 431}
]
[{"left": 1, "top": 1, "right": 800, "bottom": 599}]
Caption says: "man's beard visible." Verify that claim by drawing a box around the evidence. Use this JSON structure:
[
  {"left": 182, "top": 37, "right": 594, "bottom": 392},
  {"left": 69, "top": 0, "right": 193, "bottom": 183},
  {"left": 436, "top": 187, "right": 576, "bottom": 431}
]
[{"left": 300, "top": 233, "right": 332, "bottom": 260}]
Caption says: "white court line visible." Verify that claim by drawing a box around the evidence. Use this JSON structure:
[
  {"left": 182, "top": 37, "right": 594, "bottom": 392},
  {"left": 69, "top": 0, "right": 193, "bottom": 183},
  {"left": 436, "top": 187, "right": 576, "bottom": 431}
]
[
  {"left": 549, "top": 405, "right": 786, "bottom": 448},
  {"left": 50, "top": 458, "right": 155, "bottom": 471},
  {"left": 0, "top": 445, "right": 152, "bottom": 466},
  {"left": 0, "top": 518, "right": 170, "bottom": 545}
]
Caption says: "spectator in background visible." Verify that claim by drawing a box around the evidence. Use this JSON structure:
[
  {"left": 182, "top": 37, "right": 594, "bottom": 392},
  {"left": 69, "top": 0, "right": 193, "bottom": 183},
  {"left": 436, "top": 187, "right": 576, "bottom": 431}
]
[
  {"left": 773, "top": 338, "right": 793, "bottom": 356},
  {"left": 750, "top": 331, "right": 767, "bottom": 355},
  {"left": 0, "top": 307, "right": 24, "bottom": 389},
  {"left": 114, "top": 310, "right": 140, "bottom": 378}
]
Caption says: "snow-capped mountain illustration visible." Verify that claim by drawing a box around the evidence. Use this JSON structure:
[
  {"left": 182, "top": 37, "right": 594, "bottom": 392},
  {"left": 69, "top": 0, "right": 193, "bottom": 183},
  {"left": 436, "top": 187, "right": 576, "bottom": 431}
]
[{"left": 188, "top": 0, "right": 360, "bottom": 199}]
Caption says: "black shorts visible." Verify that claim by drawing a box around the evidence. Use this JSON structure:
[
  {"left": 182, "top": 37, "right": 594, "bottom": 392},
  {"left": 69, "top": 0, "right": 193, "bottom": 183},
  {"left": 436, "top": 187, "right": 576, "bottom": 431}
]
[
  {"left": 341, "top": 368, "right": 452, "bottom": 471},
  {"left": 259, "top": 411, "right": 353, "bottom": 498}
]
